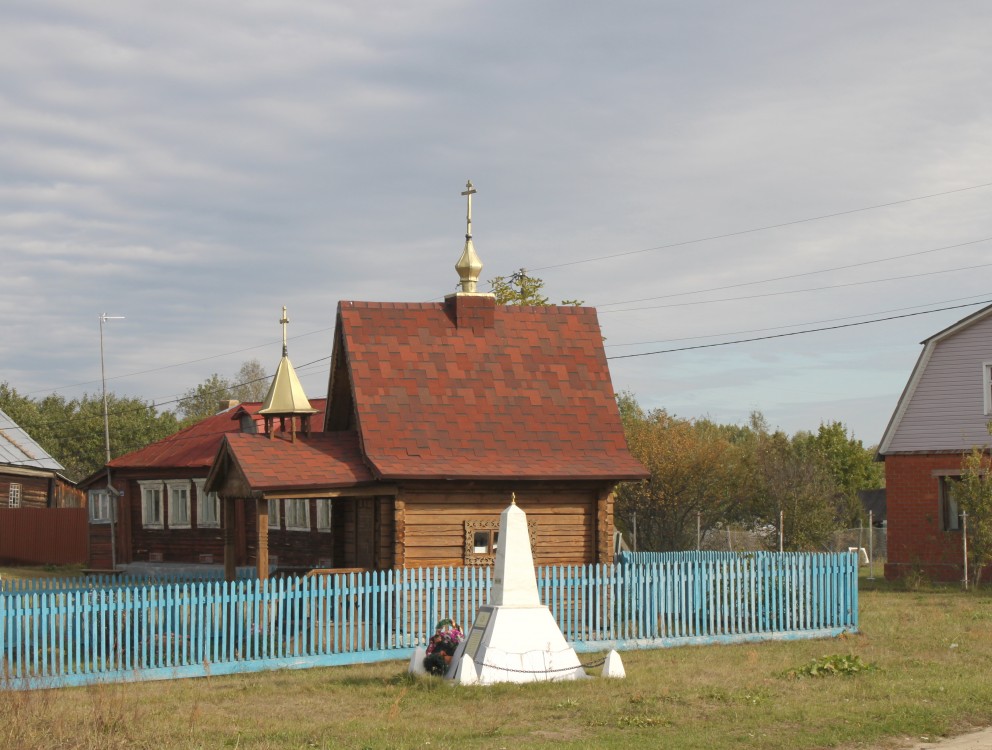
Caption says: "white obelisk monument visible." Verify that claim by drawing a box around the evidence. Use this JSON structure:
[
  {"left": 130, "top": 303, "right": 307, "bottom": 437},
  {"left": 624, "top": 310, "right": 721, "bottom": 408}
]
[{"left": 446, "top": 496, "right": 585, "bottom": 684}]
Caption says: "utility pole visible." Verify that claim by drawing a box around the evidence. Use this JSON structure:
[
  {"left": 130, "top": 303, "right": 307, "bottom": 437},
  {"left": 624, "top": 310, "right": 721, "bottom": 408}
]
[
  {"left": 100, "top": 313, "right": 125, "bottom": 570},
  {"left": 962, "top": 510, "right": 969, "bottom": 590}
]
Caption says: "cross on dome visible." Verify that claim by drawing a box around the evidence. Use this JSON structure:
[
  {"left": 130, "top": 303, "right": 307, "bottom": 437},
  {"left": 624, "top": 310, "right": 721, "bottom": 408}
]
[
  {"left": 461, "top": 180, "right": 477, "bottom": 240},
  {"left": 280, "top": 305, "right": 290, "bottom": 357},
  {"left": 455, "top": 180, "right": 483, "bottom": 293}
]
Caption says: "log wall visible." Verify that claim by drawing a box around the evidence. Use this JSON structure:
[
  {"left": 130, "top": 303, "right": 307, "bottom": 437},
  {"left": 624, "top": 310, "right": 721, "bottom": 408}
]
[
  {"left": 0, "top": 473, "right": 51, "bottom": 509},
  {"left": 394, "top": 482, "right": 613, "bottom": 569}
]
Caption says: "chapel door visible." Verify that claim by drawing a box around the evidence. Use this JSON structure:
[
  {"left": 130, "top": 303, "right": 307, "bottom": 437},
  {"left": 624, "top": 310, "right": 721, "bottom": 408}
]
[{"left": 354, "top": 497, "right": 375, "bottom": 569}]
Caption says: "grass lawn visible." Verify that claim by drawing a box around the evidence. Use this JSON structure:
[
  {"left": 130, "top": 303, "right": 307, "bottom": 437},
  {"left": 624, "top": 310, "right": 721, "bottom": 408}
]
[{"left": 3, "top": 575, "right": 992, "bottom": 749}]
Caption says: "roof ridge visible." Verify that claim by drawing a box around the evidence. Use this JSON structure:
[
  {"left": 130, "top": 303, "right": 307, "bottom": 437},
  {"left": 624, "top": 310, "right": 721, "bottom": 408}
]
[{"left": 0, "top": 423, "right": 38, "bottom": 462}]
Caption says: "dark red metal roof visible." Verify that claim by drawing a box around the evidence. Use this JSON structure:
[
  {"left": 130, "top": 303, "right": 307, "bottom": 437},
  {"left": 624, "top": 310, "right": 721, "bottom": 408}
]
[
  {"left": 108, "top": 400, "right": 326, "bottom": 470},
  {"left": 335, "top": 298, "right": 647, "bottom": 481}
]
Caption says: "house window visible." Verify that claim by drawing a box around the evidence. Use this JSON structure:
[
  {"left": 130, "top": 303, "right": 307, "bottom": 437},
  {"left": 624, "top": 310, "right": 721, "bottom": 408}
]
[
  {"left": 8, "top": 483, "right": 21, "bottom": 508},
  {"left": 939, "top": 476, "right": 963, "bottom": 532},
  {"left": 316, "top": 499, "right": 332, "bottom": 532},
  {"left": 167, "top": 481, "right": 191, "bottom": 528},
  {"left": 89, "top": 489, "right": 112, "bottom": 522},
  {"left": 139, "top": 481, "right": 164, "bottom": 529},
  {"left": 984, "top": 362, "right": 992, "bottom": 415},
  {"left": 285, "top": 498, "right": 310, "bottom": 531},
  {"left": 268, "top": 499, "right": 281, "bottom": 530},
  {"left": 464, "top": 520, "right": 537, "bottom": 566},
  {"left": 193, "top": 479, "right": 220, "bottom": 528}
]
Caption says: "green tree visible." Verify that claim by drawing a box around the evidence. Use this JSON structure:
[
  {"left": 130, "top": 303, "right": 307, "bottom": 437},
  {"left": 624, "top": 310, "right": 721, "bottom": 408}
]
[
  {"left": 177, "top": 359, "right": 269, "bottom": 423},
  {"left": 749, "top": 429, "right": 841, "bottom": 551},
  {"left": 792, "top": 421, "right": 884, "bottom": 527},
  {"left": 955, "top": 443, "right": 992, "bottom": 587},
  {"left": 231, "top": 359, "right": 270, "bottom": 402},
  {"left": 177, "top": 373, "right": 234, "bottom": 423},
  {"left": 0, "top": 382, "right": 180, "bottom": 481},
  {"left": 488, "top": 269, "right": 583, "bottom": 306},
  {"left": 614, "top": 393, "right": 749, "bottom": 551}
]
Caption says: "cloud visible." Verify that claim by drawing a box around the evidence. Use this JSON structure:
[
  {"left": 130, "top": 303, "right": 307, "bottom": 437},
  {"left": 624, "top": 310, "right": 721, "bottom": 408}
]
[{"left": 2, "top": 0, "right": 992, "bottom": 442}]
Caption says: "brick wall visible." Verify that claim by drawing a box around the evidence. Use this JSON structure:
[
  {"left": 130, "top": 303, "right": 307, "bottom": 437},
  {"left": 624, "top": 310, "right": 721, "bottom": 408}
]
[{"left": 884, "top": 453, "right": 967, "bottom": 581}]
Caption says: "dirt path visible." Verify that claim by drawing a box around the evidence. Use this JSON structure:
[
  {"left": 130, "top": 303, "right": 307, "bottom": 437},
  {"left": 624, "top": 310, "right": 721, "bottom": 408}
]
[{"left": 901, "top": 728, "right": 992, "bottom": 749}]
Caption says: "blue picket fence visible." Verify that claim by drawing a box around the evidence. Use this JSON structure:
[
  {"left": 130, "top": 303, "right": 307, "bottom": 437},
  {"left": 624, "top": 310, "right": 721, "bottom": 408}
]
[{"left": 0, "top": 552, "right": 857, "bottom": 690}]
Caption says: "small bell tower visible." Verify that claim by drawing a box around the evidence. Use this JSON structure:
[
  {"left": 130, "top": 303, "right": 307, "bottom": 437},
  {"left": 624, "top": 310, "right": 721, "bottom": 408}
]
[{"left": 258, "top": 306, "right": 318, "bottom": 439}]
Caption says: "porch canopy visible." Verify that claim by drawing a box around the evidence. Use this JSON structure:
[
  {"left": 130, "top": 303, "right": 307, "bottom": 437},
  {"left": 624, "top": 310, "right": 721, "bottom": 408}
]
[{"left": 205, "top": 430, "right": 376, "bottom": 580}]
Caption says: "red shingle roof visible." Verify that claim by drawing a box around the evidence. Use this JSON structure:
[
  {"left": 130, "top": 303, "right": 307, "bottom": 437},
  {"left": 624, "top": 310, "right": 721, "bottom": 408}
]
[
  {"left": 217, "top": 431, "right": 372, "bottom": 492},
  {"left": 334, "top": 298, "right": 647, "bottom": 481},
  {"left": 108, "top": 400, "right": 326, "bottom": 470}
]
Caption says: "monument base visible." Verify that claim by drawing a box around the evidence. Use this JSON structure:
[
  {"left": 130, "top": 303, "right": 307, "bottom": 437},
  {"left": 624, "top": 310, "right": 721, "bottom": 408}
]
[{"left": 447, "top": 605, "right": 586, "bottom": 685}]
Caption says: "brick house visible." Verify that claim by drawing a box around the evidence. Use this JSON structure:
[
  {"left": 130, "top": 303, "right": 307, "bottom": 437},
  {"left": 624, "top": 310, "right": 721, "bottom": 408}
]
[
  {"left": 878, "top": 303, "right": 992, "bottom": 581},
  {"left": 0, "top": 407, "right": 83, "bottom": 509},
  {"left": 206, "top": 194, "right": 646, "bottom": 578}
]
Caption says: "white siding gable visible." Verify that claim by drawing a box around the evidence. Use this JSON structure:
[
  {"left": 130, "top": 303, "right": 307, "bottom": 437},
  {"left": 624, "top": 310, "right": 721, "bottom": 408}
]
[{"left": 882, "top": 309, "right": 992, "bottom": 453}]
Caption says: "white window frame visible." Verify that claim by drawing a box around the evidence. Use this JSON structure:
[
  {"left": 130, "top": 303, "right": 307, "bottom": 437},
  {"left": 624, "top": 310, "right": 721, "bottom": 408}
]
[
  {"left": 984, "top": 362, "right": 992, "bottom": 415},
  {"left": 138, "top": 480, "right": 164, "bottom": 529},
  {"left": 316, "top": 498, "right": 332, "bottom": 532},
  {"left": 8, "top": 483, "right": 21, "bottom": 508},
  {"left": 267, "top": 498, "right": 281, "bottom": 530},
  {"left": 193, "top": 479, "right": 220, "bottom": 528},
  {"left": 166, "top": 480, "right": 191, "bottom": 529},
  {"left": 285, "top": 498, "right": 311, "bottom": 531},
  {"left": 88, "top": 489, "right": 111, "bottom": 522}
]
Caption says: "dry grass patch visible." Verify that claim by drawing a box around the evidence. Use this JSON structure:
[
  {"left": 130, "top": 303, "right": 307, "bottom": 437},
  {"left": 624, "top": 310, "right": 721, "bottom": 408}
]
[{"left": 0, "top": 564, "right": 84, "bottom": 581}]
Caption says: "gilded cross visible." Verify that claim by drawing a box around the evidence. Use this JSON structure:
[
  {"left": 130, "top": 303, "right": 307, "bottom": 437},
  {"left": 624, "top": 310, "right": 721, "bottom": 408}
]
[
  {"left": 280, "top": 306, "right": 289, "bottom": 357},
  {"left": 461, "top": 180, "right": 477, "bottom": 240}
]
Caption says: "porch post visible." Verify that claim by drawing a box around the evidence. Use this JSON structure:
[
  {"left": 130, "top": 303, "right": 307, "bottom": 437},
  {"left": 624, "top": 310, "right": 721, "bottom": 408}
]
[
  {"left": 256, "top": 497, "right": 269, "bottom": 581},
  {"left": 223, "top": 496, "right": 237, "bottom": 582},
  {"left": 596, "top": 488, "right": 616, "bottom": 564}
]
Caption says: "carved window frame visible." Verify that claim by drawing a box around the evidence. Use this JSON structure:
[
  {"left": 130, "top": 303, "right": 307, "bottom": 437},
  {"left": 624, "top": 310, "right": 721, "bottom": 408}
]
[
  {"left": 138, "top": 480, "right": 164, "bottom": 529},
  {"left": 463, "top": 519, "right": 537, "bottom": 566}
]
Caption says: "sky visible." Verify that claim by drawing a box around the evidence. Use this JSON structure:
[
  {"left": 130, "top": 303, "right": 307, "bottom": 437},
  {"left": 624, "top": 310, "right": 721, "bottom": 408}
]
[{"left": 3, "top": 1, "right": 992, "bottom": 447}]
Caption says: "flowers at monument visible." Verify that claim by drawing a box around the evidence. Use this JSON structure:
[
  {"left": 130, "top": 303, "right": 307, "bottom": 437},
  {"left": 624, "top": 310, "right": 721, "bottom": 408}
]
[{"left": 423, "top": 618, "right": 463, "bottom": 676}]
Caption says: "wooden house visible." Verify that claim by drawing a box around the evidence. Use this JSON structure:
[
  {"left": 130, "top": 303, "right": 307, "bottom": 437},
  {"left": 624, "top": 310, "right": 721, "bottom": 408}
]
[
  {"left": 206, "top": 194, "right": 647, "bottom": 578},
  {"left": 878, "top": 302, "right": 992, "bottom": 581},
  {"left": 0, "top": 407, "right": 82, "bottom": 509},
  {"left": 78, "top": 399, "right": 327, "bottom": 569}
]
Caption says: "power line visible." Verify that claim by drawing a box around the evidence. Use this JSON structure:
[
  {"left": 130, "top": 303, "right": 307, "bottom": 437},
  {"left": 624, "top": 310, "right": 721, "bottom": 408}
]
[
  {"left": 604, "top": 292, "right": 992, "bottom": 348},
  {"left": 606, "top": 299, "right": 992, "bottom": 361},
  {"left": 25, "top": 326, "right": 335, "bottom": 397},
  {"left": 531, "top": 180, "right": 992, "bottom": 271},
  {"left": 598, "top": 261, "right": 992, "bottom": 314},
  {"left": 0, "top": 355, "right": 333, "bottom": 435},
  {"left": 595, "top": 236, "right": 992, "bottom": 308}
]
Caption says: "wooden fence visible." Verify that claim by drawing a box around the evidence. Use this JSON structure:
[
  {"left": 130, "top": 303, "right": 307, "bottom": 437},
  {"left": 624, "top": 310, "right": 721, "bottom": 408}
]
[
  {"left": 0, "top": 508, "right": 88, "bottom": 566},
  {"left": 0, "top": 552, "right": 858, "bottom": 690}
]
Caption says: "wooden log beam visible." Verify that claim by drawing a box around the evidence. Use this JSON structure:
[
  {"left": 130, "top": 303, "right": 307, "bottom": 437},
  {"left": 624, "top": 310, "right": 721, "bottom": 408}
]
[
  {"left": 223, "top": 496, "right": 237, "bottom": 582},
  {"left": 256, "top": 497, "right": 269, "bottom": 581}
]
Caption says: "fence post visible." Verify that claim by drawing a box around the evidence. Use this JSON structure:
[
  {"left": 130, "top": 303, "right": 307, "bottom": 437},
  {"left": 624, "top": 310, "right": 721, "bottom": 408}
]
[{"left": 868, "top": 510, "right": 875, "bottom": 580}]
